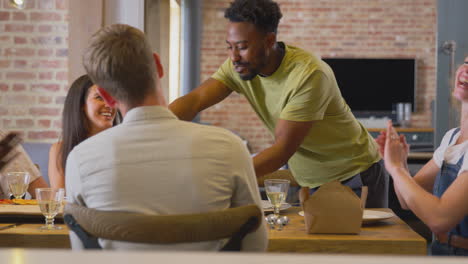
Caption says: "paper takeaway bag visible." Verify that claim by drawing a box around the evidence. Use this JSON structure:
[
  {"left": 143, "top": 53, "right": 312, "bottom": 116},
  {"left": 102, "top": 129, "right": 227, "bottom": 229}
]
[{"left": 299, "top": 180, "right": 363, "bottom": 234}]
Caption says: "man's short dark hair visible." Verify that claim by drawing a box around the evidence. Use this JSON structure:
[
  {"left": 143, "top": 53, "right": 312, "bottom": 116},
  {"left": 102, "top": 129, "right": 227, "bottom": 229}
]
[{"left": 224, "top": 0, "right": 282, "bottom": 34}]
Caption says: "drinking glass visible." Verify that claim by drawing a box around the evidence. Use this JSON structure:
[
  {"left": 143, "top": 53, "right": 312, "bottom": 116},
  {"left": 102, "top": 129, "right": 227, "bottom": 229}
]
[
  {"left": 264, "top": 179, "right": 290, "bottom": 217},
  {"left": 35, "top": 188, "right": 65, "bottom": 230},
  {"left": 403, "top": 103, "right": 412, "bottom": 127},
  {"left": 6, "top": 172, "right": 30, "bottom": 199},
  {"left": 395, "top": 102, "right": 412, "bottom": 127}
]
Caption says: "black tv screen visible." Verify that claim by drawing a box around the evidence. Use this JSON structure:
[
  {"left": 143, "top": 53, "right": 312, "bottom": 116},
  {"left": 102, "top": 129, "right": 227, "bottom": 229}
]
[{"left": 322, "top": 58, "right": 416, "bottom": 117}]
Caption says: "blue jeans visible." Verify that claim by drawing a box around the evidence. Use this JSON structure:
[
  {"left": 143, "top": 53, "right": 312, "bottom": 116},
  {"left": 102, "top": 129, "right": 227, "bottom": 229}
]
[
  {"left": 431, "top": 240, "right": 468, "bottom": 256},
  {"left": 309, "top": 160, "right": 389, "bottom": 208}
]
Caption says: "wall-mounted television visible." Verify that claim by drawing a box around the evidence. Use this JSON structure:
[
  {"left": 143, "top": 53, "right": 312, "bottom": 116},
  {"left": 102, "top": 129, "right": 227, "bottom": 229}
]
[{"left": 322, "top": 58, "right": 416, "bottom": 118}]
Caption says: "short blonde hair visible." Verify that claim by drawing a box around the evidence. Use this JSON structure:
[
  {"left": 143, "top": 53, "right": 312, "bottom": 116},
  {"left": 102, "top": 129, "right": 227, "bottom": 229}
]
[{"left": 83, "top": 24, "right": 156, "bottom": 106}]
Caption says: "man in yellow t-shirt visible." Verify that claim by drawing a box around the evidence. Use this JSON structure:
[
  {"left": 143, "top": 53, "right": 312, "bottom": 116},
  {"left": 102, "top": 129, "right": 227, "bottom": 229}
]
[{"left": 169, "top": 0, "right": 388, "bottom": 207}]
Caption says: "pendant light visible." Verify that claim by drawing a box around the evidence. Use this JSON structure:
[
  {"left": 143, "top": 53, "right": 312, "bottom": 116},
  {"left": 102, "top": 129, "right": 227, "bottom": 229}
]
[{"left": 9, "top": 0, "right": 26, "bottom": 9}]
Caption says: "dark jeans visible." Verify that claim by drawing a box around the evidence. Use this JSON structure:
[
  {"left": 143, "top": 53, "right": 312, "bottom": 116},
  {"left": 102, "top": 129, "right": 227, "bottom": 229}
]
[
  {"left": 431, "top": 240, "right": 468, "bottom": 256},
  {"left": 309, "top": 160, "right": 389, "bottom": 208}
]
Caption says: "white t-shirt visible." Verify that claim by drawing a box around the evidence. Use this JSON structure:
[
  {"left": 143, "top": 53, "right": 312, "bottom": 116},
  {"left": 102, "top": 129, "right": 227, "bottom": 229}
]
[{"left": 433, "top": 128, "right": 468, "bottom": 177}]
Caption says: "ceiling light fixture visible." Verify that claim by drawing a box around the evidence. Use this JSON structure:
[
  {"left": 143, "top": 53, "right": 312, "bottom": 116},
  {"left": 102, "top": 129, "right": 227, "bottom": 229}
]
[{"left": 9, "top": 0, "right": 26, "bottom": 9}]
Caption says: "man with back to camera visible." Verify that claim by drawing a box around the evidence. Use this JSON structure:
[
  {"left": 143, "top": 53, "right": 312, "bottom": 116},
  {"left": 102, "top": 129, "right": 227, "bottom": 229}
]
[
  {"left": 169, "top": 0, "right": 388, "bottom": 207},
  {"left": 65, "top": 24, "right": 267, "bottom": 251}
]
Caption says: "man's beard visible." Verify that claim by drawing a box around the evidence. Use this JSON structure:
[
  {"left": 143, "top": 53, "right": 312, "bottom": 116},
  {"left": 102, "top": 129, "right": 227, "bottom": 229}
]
[
  {"left": 236, "top": 60, "right": 266, "bottom": 81},
  {"left": 239, "top": 67, "right": 259, "bottom": 81},
  {"left": 236, "top": 49, "right": 268, "bottom": 81}
]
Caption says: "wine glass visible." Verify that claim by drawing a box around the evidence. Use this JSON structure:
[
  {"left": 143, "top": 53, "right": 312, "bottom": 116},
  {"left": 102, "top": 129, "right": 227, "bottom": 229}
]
[
  {"left": 6, "top": 172, "right": 30, "bottom": 199},
  {"left": 35, "top": 188, "right": 65, "bottom": 230},
  {"left": 264, "top": 179, "right": 290, "bottom": 217}
]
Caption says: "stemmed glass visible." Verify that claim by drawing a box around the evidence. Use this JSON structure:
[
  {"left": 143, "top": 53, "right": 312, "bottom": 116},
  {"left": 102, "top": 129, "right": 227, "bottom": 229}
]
[
  {"left": 35, "top": 188, "right": 65, "bottom": 230},
  {"left": 264, "top": 179, "right": 290, "bottom": 218},
  {"left": 6, "top": 172, "right": 30, "bottom": 199}
]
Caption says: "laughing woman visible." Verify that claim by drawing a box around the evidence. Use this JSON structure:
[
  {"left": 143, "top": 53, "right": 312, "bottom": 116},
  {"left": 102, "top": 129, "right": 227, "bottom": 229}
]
[
  {"left": 377, "top": 57, "right": 468, "bottom": 256},
  {"left": 48, "top": 75, "right": 120, "bottom": 189}
]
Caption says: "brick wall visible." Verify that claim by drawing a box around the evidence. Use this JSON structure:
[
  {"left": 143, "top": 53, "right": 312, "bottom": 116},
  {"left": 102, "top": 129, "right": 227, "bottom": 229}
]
[
  {"left": 0, "top": 0, "right": 68, "bottom": 142},
  {"left": 0, "top": 0, "right": 437, "bottom": 151},
  {"left": 200, "top": 0, "right": 436, "bottom": 153}
]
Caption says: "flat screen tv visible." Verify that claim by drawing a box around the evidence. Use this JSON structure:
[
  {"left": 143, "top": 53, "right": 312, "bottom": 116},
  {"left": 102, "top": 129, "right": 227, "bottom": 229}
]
[{"left": 322, "top": 58, "right": 416, "bottom": 118}]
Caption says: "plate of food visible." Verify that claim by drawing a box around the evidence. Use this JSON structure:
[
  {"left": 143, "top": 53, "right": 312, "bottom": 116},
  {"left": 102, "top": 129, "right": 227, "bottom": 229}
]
[
  {"left": 298, "top": 209, "right": 394, "bottom": 224},
  {"left": 261, "top": 200, "right": 291, "bottom": 212},
  {"left": 0, "top": 199, "right": 65, "bottom": 221},
  {"left": 0, "top": 199, "right": 42, "bottom": 216},
  {"left": 0, "top": 199, "right": 38, "bottom": 205}
]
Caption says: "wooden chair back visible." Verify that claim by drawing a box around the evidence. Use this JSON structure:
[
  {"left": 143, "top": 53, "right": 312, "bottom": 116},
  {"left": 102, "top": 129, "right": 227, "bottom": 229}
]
[{"left": 64, "top": 203, "right": 262, "bottom": 251}]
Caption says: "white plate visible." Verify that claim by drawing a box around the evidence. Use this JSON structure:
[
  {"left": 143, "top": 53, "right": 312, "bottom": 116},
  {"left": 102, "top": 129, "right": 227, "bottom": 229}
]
[
  {"left": 298, "top": 209, "right": 394, "bottom": 224},
  {"left": 362, "top": 210, "right": 394, "bottom": 224},
  {"left": 261, "top": 200, "right": 291, "bottom": 212}
]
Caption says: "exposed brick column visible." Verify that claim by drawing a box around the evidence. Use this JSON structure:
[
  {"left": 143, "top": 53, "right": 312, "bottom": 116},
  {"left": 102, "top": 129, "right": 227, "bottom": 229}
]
[{"left": 0, "top": 0, "right": 68, "bottom": 142}]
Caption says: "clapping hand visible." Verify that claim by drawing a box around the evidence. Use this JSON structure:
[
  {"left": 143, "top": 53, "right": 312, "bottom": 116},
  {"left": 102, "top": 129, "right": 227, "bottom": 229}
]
[{"left": 383, "top": 121, "right": 409, "bottom": 172}]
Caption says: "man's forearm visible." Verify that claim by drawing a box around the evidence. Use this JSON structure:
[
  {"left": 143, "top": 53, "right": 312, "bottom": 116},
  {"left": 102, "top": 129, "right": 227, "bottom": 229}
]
[
  {"left": 168, "top": 95, "right": 200, "bottom": 121},
  {"left": 253, "top": 144, "right": 292, "bottom": 177}
]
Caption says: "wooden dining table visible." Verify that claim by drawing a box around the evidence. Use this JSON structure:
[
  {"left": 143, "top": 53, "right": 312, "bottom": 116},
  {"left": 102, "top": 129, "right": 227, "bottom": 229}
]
[
  {"left": 267, "top": 207, "right": 427, "bottom": 255},
  {"left": 0, "top": 222, "right": 70, "bottom": 249},
  {"left": 0, "top": 203, "right": 71, "bottom": 249},
  {"left": 0, "top": 206, "right": 426, "bottom": 254}
]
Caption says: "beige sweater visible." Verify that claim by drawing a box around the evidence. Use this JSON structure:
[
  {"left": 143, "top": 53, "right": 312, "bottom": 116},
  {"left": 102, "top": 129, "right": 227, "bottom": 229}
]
[{"left": 0, "top": 129, "right": 40, "bottom": 198}]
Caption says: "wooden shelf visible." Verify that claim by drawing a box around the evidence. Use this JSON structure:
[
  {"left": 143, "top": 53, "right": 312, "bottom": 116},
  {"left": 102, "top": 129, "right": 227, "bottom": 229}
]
[
  {"left": 408, "top": 152, "right": 432, "bottom": 160},
  {"left": 367, "top": 127, "right": 434, "bottom": 133}
]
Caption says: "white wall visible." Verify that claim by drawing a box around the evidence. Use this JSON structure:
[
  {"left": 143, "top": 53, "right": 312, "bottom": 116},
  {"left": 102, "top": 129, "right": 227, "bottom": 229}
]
[
  {"left": 69, "top": 0, "right": 146, "bottom": 83},
  {"left": 104, "top": 0, "right": 145, "bottom": 31}
]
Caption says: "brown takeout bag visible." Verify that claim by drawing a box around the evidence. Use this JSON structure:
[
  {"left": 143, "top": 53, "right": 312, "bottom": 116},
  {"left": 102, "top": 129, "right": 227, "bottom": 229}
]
[{"left": 299, "top": 180, "right": 363, "bottom": 234}]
